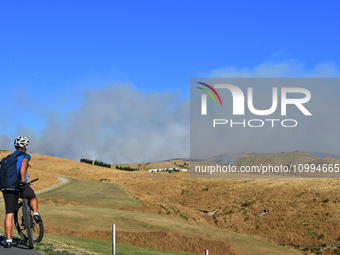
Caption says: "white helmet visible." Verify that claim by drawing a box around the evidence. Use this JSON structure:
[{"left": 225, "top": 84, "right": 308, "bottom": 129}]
[{"left": 14, "top": 136, "right": 29, "bottom": 148}]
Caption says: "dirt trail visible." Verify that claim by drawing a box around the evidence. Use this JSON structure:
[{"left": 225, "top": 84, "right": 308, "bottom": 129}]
[{"left": 35, "top": 176, "right": 69, "bottom": 194}]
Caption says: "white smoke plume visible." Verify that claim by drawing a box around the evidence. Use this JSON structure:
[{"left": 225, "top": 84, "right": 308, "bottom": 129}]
[
  {"left": 0, "top": 84, "right": 190, "bottom": 164},
  {"left": 1, "top": 59, "right": 339, "bottom": 163}
]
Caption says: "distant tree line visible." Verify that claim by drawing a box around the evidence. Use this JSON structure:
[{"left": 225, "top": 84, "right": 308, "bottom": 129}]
[
  {"left": 116, "top": 165, "right": 138, "bottom": 171},
  {"left": 80, "top": 158, "right": 111, "bottom": 168},
  {"left": 94, "top": 160, "right": 111, "bottom": 168},
  {"left": 80, "top": 158, "right": 93, "bottom": 164}
]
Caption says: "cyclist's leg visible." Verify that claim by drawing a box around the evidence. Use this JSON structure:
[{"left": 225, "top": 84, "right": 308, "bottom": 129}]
[
  {"left": 4, "top": 213, "right": 14, "bottom": 240},
  {"left": 21, "top": 185, "right": 38, "bottom": 213},
  {"left": 2, "top": 191, "right": 19, "bottom": 241},
  {"left": 29, "top": 198, "right": 38, "bottom": 213}
]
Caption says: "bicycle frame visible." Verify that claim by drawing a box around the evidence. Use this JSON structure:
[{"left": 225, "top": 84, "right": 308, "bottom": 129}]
[{"left": 14, "top": 178, "right": 44, "bottom": 248}]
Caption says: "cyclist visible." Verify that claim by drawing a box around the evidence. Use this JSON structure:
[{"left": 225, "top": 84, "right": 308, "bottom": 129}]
[{"left": 2, "top": 136, "right": 42, "bottom": 248}]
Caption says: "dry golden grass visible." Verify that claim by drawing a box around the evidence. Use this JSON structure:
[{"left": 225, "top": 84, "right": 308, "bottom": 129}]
[{"left": 116, "top": 230, "right": 238, "bottom": 255}]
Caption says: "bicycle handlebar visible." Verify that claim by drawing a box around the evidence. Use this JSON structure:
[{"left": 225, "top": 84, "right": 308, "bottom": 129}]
[
  {"left": 28, "top": 178, "right": 39, "bottom": 185},
  {"left": 15, "top": 178, "right": 39, "bottom": 190}
]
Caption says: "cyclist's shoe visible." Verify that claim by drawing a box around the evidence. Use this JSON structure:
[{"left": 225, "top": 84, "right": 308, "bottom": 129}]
[
  {"left": 34, "top": 213, "right": 42, "bottom": 223},
  {"left": 4, "top": 241, "right": 12, "bottom": 248}
]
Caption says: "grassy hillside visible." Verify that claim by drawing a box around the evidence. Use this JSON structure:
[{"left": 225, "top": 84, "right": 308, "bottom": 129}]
[
  {"left": 2, "top": 150, "right": 340, "bottom": 254},
  {"left": 33, "top": 179, "right": 299, "bottom": 254}
]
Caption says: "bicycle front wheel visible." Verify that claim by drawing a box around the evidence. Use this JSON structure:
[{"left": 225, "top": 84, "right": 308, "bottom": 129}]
[
  {"left": 22, "top": 199, "right": 34, "bottom": 248},
  {"left": 14, "top": 200, "right": 44, "bottom": 245}
]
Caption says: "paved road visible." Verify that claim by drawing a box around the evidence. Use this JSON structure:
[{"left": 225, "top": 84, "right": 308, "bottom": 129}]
[
  {"left": 0, "top": 175, "right": 69, "bottom": 254},
  {"left": 0, "top": 236, "right": 42, "bottom": 254}
]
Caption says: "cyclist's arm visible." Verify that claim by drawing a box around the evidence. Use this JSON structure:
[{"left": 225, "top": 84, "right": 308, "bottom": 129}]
[{"left": 20, "top": 158, "right": 29, "bottom": 182}]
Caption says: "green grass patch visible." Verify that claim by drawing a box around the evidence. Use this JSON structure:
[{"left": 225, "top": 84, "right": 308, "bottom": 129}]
[
  {"left": 37, "top": 178, "right": 141, "bottom": 208},
  {"left": 34, "top": 234, "right": 198, "bottom": 255}
]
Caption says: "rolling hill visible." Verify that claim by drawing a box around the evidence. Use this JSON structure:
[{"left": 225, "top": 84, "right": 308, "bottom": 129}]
[{"left": 1, "top": 150, "right": 339, "bottom": 254}]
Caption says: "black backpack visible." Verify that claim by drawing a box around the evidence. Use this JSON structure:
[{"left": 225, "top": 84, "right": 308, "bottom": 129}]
[{"left": 0, "top": 152, "right": 24, "bottom": 191}]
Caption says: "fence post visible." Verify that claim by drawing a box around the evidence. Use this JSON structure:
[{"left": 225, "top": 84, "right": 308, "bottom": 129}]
[
  {"left": 205, "top": 250, "right": 208, "bottom": 255},
  {"left": 112, "top": 224, "right": 115, "bottom": 255}
]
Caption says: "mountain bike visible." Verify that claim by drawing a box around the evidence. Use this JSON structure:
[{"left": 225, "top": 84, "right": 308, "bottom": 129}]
[{"left": 13, "top": 178, "right": 44, "bottom": 249}]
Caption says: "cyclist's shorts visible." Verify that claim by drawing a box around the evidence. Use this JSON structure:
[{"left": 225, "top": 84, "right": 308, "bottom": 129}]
[{"left": 2, "top": 185, "right": 36, "bottom": 214}]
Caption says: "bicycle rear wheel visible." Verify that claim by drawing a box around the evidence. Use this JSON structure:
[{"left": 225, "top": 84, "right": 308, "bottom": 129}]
[{"left": 14, "top": 200, "right": 44, "bottom": 245}]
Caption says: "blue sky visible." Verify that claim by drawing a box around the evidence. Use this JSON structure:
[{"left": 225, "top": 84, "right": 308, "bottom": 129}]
[{"left": 1, "top": 1, "right": 340, "bottom": 162}]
